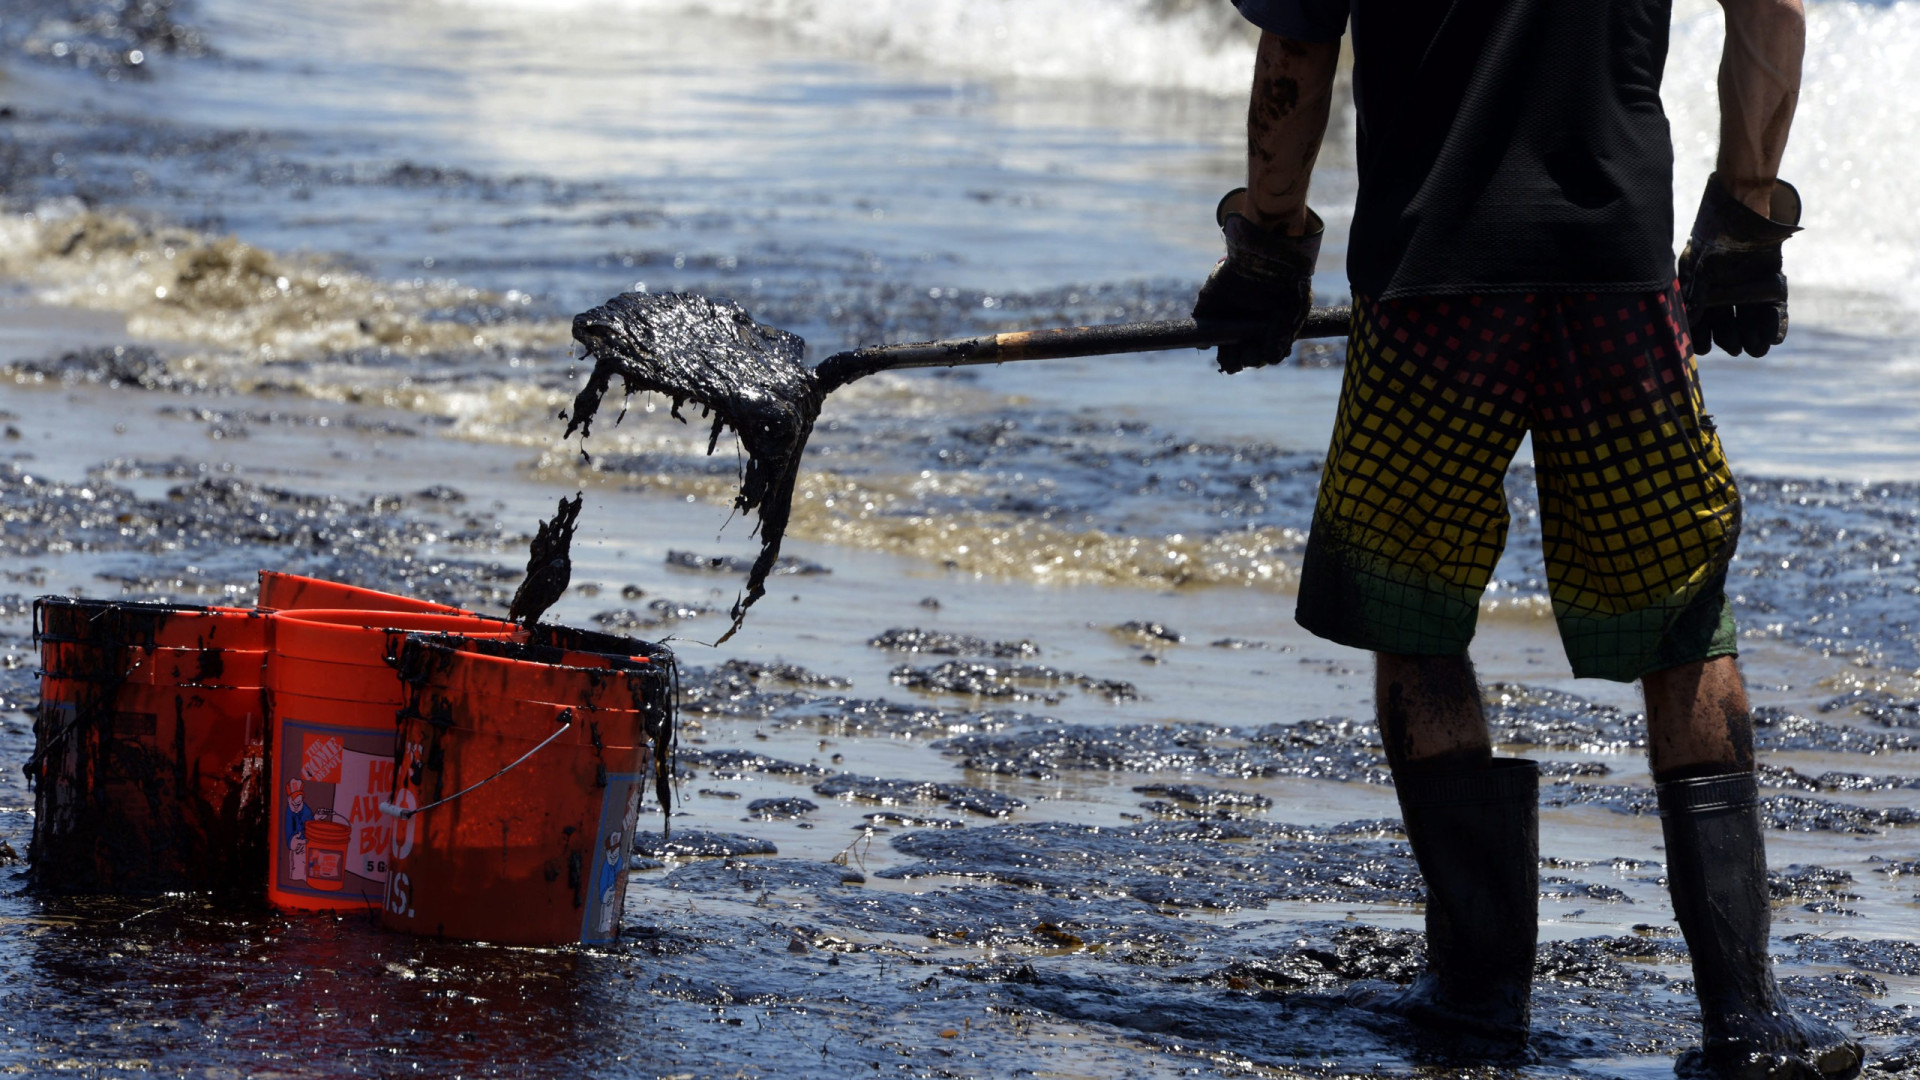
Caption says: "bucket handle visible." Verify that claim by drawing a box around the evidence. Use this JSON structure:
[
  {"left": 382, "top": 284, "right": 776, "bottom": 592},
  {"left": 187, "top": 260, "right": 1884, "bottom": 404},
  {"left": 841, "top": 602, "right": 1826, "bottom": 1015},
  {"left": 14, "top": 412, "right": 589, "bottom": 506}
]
[{"left": 381, "top": 707, "right": 573, "bottom": 821}]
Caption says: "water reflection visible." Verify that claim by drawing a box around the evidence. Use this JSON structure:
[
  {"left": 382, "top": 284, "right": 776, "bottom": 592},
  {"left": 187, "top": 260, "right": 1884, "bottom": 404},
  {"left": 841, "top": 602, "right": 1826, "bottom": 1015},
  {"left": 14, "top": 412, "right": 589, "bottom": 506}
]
[{"left": 11, "top": 894, "right": 626, "bottom": 1075}]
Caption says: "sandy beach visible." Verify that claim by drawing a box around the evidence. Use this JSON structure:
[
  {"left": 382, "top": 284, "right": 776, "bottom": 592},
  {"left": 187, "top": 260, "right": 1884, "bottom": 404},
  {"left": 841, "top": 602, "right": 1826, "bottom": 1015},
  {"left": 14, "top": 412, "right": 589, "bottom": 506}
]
[{"left": 3, "top": 1, "right": 1920, "bottom": 1075}]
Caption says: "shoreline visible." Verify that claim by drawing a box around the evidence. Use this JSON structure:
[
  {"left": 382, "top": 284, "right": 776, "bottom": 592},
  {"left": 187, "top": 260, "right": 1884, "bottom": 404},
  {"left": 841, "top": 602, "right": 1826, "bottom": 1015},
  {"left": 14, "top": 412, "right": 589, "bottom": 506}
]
[{"left": 4, "top": 2, "right": 1920, "bottom": 1069}]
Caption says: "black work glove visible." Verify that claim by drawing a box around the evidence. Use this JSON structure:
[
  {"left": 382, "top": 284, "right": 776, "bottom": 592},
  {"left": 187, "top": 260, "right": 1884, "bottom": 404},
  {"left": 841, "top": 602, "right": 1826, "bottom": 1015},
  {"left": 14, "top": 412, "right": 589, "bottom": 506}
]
[
  {"left": 1678, "top": 173, "right": 1803, "bottom": 357},
  {"left": 1193, "top": 187, "right": 1323, "bottom": 374}
]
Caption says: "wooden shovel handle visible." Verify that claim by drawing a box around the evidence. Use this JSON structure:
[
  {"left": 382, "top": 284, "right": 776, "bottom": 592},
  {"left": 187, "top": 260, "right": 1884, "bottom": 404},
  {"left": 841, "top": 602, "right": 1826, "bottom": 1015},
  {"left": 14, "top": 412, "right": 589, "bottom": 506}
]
[{"left": 814, "top": 306, "right": 1351, "bottom": 391}]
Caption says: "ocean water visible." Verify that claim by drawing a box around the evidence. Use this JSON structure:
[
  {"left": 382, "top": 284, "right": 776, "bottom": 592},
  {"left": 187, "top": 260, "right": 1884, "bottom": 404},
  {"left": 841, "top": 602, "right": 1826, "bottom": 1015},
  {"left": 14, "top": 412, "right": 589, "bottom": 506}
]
[{"left": 2, "top": 1, "right": 1920, "bottom": 1076}]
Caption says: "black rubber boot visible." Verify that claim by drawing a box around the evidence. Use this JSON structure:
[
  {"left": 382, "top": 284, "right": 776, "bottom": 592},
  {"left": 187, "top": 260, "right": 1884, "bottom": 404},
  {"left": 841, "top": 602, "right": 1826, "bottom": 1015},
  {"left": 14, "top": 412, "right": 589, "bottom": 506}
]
[
  {"left": 1355, "top": 757, "right": 1539, "bottom": 1044},
  {"left": 1660, "top": 772, "right": 1864, "bottom": 1080}
]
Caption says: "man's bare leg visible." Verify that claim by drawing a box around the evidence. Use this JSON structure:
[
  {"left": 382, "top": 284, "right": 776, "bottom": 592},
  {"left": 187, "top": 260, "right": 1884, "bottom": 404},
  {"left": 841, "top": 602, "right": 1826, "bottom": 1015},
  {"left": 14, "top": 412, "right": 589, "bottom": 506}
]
[
  {"left": 1374, "top": 653, "right": 1492, "bottom": 772},
  {"left": 1360, "top": 652, "right": 1537, "bottom": 1044},
  {"left": 1641, "top": 655, "right": 1861, "bottom": 1078},
  {"left": 1642, "top": 655, "right": 1754, "bottom": 779}
]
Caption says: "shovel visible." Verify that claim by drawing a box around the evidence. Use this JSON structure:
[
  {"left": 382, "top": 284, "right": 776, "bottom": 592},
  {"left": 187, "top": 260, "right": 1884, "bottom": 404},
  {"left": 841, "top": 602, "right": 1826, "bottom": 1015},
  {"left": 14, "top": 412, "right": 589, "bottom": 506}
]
[
  {"left": 811, "top": 305, "right": 1351, "bottom": 391},
  {"left": 562, "top": 291, "right": 1351, "bottom": 638}
]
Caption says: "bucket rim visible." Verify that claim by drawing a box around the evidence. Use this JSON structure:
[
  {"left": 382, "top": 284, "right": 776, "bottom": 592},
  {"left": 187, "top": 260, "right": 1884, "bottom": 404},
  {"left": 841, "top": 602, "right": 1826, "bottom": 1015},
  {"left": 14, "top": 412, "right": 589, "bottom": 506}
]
[
  {"left": 268, "top": 608, "right": 518, "bottom": 632},
  {"left": 301, "top": 818, "right": 353, "bottom": 841},
  {"left": 401, "top": 631, "right": 659, "bottom": 676},
  {"left": 34, "top": 597, "right": 268, "bottom": 647},
  {"left": 392, "top": 635, "right": 666, "bottom": 710},
  {"left": 268, "top": 610, "right": 521, "bottom": 663},
  {"left": 255, "top": 570, "right": 467, "bottom": 615}
]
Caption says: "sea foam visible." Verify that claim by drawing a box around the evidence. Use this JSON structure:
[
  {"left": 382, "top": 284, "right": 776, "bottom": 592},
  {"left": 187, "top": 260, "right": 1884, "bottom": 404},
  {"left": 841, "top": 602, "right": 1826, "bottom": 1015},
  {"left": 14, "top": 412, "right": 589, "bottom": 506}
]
[{"left": 436, "top": 0, "right": 1920, "bottom": 326}]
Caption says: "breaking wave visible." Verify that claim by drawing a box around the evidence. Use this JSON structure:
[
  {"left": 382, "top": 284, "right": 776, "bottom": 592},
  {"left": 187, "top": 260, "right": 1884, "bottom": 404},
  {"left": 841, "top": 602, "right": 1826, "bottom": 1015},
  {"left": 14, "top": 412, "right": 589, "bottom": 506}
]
[
  {"left": 438, "top": 0, "right": 1262, "bottom": 95},
  {"left": 433, "top": 0, "right": 1920, "bottom": 327},
  {"left": 0, "top": 201, "right": 569, "bottom": 359},
  {"left": 1667, "top": 0, "right": 1920, "bottom": 332}
]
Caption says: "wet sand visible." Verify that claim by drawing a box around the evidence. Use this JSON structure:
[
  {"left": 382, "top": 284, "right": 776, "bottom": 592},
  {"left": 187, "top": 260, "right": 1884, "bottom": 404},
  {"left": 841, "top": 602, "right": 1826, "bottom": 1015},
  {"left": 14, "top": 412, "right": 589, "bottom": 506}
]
[{"left": 7, "top": 298, "right": 1920, "bottom": 1078}]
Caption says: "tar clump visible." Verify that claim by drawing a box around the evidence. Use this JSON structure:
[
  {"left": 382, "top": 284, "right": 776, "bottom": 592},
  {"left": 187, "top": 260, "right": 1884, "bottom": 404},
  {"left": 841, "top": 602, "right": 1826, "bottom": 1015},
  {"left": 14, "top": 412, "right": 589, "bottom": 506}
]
[
  {"left": 869, "top": 627, "right": 1039, "bottom": 659},
  {"left": 632, "top": 828, "right": 778, "bottom": 858},
  {"left": 508, "top": 492, "right": 581, "bottom": 625},
  {"left": 566, "top": 293, "right": 822, "bottom": 639}
]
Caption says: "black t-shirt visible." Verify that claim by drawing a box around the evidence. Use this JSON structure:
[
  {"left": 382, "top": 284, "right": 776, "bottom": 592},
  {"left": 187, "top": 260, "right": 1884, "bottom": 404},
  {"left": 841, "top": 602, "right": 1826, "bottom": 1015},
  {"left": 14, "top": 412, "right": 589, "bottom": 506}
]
[{"left": 1233, "top": 0, "right": 1677, "bottom": 299}]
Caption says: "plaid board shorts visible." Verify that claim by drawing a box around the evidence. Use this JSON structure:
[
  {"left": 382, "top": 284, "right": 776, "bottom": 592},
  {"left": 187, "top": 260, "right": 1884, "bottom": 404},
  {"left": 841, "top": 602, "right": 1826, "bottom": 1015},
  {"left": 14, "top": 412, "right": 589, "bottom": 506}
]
[{"left": 1295, "top": 284, "right": 1741, "bottom": 682}]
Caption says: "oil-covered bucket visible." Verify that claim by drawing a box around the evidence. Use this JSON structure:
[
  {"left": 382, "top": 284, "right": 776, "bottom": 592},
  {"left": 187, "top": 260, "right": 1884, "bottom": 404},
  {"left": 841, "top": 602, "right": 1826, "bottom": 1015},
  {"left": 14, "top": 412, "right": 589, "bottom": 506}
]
[
  {"left": 264, "top": 608, "right": 521, "bottom": 912},
  {"left": 29, "top": 597, "right": 270, "bottom": 895},
  {"left": 378, "top": 634, "right": 675, "bottom": 945}
]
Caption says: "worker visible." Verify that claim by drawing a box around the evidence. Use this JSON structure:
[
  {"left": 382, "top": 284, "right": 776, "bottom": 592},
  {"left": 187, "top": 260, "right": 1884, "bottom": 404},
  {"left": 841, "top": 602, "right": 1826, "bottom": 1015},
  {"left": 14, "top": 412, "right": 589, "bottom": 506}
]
[{"left": 1194, "top": 0, "right": 1860, "bottom": 1075}]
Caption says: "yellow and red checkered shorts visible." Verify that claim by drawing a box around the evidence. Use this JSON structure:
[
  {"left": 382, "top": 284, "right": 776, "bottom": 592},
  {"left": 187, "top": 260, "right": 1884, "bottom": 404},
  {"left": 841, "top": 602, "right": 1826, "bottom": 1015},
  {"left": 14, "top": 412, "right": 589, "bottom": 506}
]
[{"left": 1295, "top": 285, "right": 1741, "bottom": 681}]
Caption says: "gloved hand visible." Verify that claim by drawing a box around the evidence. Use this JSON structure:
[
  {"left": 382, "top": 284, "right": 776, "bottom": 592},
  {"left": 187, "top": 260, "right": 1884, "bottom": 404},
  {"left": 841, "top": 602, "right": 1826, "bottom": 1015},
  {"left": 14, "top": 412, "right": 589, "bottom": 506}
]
[
  {"left": 1678, "top": 173, "right": 1802, "bottom": 357},
  {"left": 1193, "top": 187, "right": 1323, "bottom": 373}
]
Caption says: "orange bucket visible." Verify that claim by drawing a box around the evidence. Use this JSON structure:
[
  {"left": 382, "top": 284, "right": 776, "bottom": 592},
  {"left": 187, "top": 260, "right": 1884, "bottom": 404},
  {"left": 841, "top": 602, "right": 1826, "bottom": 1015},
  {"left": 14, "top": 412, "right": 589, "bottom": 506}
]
[
  {"left": 298, "top": 818, "right": 355, "bottom": 891},
  {"left": 256, "top": 571, "right": 466, "bottom": 615},
  {"left": 265, "top": 608, "right": 521, "bottom": 913},
  {"left": 379, "top": 635, "right": 675, "bottom": 945},
  {"left": 29, "top": 598, "right": 270, "bottom": 896}
]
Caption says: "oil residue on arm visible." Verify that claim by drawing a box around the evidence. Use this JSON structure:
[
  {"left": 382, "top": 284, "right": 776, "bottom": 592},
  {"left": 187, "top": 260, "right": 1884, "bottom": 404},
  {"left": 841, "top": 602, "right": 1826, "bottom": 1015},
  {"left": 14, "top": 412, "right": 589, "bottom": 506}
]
[{"left": 564, "top": 292, "right": 823, "bottom": 640}]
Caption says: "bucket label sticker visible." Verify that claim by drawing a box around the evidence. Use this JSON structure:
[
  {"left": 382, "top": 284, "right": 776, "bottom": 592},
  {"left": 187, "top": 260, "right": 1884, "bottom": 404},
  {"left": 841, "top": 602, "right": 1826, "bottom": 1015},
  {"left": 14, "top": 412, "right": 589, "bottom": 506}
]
[
  {"left": 581, "top": 773, "right": 644, "bottom": 945},
  {"left": 276, "top": 718, "right": 408, "bottom": 901}
]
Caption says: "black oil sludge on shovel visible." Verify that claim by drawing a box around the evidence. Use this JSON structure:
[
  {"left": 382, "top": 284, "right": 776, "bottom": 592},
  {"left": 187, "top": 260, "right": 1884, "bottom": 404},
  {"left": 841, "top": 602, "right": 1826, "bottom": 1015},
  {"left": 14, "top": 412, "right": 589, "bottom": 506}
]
[{"left": 562, "top": 291, "right": 1352, "bottom": 640}]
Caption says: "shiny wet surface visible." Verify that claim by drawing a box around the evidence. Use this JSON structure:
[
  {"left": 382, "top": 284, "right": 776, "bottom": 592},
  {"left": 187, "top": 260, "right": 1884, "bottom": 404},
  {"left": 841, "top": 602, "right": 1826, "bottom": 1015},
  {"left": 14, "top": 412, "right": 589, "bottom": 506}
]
[{"left": 4, "top": 0, "right": 1920, "bottom": 1076}]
